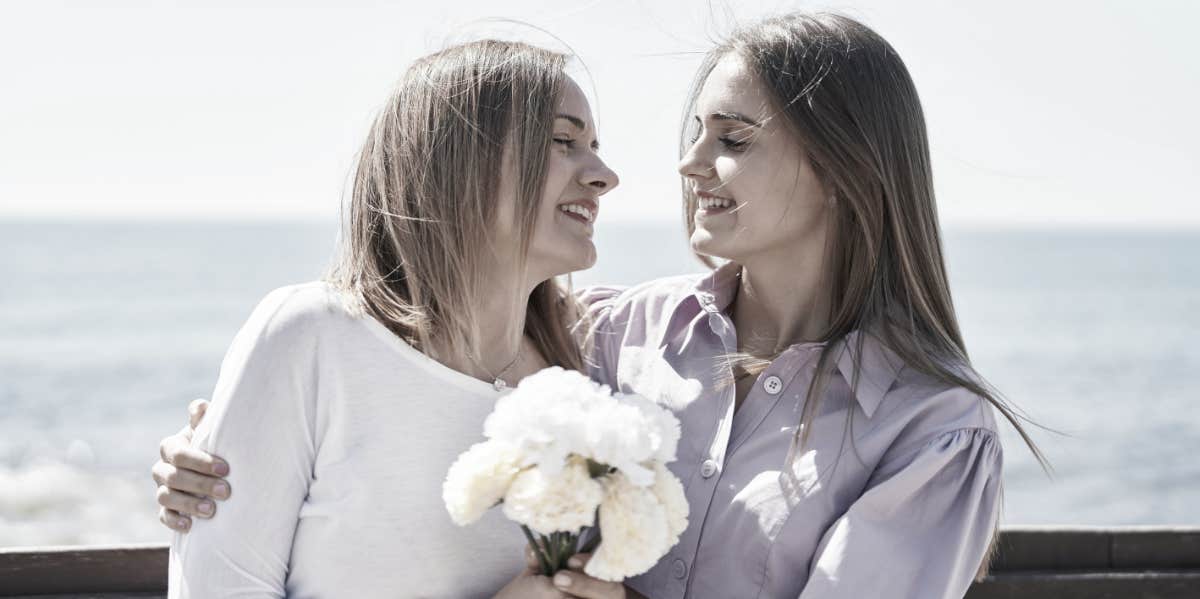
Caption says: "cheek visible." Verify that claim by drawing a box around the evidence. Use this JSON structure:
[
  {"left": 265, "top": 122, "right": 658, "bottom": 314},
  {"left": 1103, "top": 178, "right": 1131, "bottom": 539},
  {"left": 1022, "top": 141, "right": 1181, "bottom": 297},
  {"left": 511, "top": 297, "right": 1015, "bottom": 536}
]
[{"left": 543, "top": 152, "right": 574, "bottom": 196}]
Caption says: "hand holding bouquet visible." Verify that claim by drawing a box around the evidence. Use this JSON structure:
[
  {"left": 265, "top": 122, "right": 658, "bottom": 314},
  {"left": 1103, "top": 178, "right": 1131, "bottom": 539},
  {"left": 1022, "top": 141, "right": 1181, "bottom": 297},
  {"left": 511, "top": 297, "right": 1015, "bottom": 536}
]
[{"left": 443, "top": 367, "right": 688, "bottom": 581}]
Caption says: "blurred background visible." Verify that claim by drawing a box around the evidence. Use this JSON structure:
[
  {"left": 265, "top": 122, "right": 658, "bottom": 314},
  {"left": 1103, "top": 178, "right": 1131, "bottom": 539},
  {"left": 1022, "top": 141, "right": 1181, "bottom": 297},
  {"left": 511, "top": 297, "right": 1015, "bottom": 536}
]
[{"left": 1, "top": 0, "right": 1197, "bottom": 547}]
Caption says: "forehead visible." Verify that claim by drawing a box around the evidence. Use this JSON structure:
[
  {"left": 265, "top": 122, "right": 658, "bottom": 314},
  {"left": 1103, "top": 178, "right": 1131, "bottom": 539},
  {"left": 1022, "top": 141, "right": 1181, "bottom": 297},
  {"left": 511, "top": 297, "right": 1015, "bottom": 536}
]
[
  {"left": 557, "top": 77, "right": 594, "bottom": 126},
  {"left": 696, "top": 54, "right": 769, "bottom": 116}
]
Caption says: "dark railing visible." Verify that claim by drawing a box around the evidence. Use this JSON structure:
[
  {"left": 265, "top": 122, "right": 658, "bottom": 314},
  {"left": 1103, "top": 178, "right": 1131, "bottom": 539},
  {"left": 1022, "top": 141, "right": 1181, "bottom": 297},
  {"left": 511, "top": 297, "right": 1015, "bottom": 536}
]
[{"left": 1, "top": 527, "right": 1197, "bottom": 598}]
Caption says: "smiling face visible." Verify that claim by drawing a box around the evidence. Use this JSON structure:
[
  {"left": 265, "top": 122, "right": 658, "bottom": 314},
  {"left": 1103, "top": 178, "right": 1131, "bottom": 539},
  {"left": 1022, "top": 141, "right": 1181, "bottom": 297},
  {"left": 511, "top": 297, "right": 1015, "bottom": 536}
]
[
  {"left": 679, "top": 54, "right": 832, "bottom": 267},
  {"left": 496, "top": 78, "right": 619, "bottom": 283}
]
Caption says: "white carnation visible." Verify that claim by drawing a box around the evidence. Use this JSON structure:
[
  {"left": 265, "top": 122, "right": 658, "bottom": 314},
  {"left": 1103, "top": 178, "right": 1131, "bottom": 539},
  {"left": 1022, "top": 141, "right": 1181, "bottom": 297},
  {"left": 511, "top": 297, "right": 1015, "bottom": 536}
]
[
  {"left": 650, "top": 462, "right": 689, "bottom": 541},
  {"left": 502, "top": 457, "right": 604, "bottom": 536},
  {"left": 585, "top": 472, "right": 672, "bottom": 582},
  {"left": 483, "top": 367, "right": 607, "bottom": 474},
  {"left": 582, "top": 398, "right": 658, "bottom": 486},
  {"left": 442, "top": 440, "right": 521, "bottom": 526},
  {"left": 613, "top": 393, "right": 682, "bottom": 465},
  {"left": 480, "top": 367, "right": 682, "bottom": 486}
]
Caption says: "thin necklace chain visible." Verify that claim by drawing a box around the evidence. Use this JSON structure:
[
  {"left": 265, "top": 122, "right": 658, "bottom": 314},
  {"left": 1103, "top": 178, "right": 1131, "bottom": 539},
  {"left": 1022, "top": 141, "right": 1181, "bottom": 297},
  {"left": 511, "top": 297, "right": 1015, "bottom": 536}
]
[{"left": 468, "top": 340, "right": 524, "bottom": 391}]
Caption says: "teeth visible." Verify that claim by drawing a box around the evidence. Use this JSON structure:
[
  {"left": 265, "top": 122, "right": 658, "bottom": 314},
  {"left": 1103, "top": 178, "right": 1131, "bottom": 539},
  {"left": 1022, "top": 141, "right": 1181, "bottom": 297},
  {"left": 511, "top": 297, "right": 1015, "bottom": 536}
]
[
  {"left": 559, "top": 203, "right": 594, "bottom": 223},
  {"left": 698, "top": 197, "right": 733, "bottom": 210}
]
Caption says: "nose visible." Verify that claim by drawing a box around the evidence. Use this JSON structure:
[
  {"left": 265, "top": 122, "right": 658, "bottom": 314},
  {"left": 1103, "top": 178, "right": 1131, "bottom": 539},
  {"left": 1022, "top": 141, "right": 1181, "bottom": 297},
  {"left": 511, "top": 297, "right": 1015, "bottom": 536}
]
[
  {"left": 580, "top": 153, "right": 620, "bottom": 194},
  {"left": 678, "top": 140, "right": 713, "bottom": 181}
]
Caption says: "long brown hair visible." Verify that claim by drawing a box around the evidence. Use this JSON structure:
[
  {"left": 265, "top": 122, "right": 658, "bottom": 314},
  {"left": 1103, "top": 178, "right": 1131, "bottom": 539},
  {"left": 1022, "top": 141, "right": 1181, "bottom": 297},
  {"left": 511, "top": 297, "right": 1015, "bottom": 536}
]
[
  {"left": 681, "top": 13, "right": 1048, "bottom": 578},
  {"left": 329, "top": 39, "right": 582, "bottom": 371}
]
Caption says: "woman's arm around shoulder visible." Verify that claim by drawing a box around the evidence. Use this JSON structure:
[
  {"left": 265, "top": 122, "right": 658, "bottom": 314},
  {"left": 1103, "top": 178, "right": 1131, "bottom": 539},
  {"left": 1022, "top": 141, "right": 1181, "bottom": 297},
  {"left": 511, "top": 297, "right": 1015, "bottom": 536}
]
[{"left": 169, "top": 285, "right": 330, "bottom": 598}]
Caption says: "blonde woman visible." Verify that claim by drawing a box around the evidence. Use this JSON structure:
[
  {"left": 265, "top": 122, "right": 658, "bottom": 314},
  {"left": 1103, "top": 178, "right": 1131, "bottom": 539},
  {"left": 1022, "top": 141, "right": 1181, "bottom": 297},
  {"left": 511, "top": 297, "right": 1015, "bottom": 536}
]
[
  {"left": 162, "top": 39, "right": 618, "bottom": 598},
  {"left": 156, "top": 13, "right": 1045, "bottom": 599}
]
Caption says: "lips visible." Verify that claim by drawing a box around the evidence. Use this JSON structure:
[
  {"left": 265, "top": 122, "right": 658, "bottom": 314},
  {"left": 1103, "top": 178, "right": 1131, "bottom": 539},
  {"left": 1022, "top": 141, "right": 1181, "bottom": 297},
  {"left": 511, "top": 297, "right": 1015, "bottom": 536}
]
[
  {"left": 696, "top": 190, "right": 735, "bottom": 212},
  {"left": 558, "top": 198, "right": 598, "bottom": 224}
]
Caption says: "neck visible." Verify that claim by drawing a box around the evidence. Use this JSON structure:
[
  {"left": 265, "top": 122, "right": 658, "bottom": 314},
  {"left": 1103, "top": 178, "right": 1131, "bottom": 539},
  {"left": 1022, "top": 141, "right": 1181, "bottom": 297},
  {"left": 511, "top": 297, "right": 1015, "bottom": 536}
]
[
  {"left": 436, "top": 261, "right": 541, "bottom": 383},
  {"left": 731, "top": 242, "right": 832, "bottom": 355}
]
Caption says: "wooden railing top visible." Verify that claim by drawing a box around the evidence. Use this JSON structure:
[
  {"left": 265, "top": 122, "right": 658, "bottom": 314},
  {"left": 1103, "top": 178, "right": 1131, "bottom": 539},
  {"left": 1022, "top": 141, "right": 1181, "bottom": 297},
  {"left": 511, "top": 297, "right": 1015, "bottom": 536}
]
[{"left": 1, "top": 527, "right": 1197, "bottom": 597}]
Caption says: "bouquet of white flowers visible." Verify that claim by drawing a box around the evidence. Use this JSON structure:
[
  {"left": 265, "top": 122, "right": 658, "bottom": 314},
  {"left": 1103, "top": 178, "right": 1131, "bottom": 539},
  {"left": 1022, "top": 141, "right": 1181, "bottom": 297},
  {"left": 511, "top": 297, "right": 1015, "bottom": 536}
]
[{"left": 442, "top": 367, "right": 689, "bottom": 581}]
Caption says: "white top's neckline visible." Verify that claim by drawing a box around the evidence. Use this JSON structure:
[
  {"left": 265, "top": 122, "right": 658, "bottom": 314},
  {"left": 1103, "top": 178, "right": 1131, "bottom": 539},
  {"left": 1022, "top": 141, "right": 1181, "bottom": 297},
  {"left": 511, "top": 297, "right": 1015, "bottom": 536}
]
[{"left": 359, "top": 311, "right": 505, "bottom": 397}]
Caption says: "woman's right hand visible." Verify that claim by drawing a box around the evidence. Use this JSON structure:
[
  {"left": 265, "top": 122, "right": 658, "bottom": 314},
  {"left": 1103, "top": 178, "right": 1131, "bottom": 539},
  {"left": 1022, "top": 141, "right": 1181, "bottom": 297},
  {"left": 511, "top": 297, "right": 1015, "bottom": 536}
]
[
  {"left": 491, "top": 548, "right": 569, "bottom": 599},
  {"left": 151, "top": 398, "right": 230, "bottom": 532}
]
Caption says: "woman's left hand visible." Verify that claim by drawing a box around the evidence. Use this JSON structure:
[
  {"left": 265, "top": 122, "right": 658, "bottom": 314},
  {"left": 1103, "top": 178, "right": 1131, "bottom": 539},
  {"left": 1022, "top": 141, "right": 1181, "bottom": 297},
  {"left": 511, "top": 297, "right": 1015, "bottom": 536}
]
[{"left": 550, "top": 553, "right": 637, "bottom": 599}]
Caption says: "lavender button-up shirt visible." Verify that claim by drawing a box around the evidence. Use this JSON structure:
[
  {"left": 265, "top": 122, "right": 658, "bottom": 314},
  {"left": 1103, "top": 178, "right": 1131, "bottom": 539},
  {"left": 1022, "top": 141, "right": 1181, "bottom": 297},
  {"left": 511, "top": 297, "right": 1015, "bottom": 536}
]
[{"left": 579, "top": 263, "right": 1002, "bottom": 599}]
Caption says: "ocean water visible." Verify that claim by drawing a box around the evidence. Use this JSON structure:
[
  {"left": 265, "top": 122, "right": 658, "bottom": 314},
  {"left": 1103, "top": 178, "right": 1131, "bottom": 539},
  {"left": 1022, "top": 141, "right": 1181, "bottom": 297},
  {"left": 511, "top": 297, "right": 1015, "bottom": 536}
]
[{"left": 1, "top": 220, "right": 1197, "bottom": 548}]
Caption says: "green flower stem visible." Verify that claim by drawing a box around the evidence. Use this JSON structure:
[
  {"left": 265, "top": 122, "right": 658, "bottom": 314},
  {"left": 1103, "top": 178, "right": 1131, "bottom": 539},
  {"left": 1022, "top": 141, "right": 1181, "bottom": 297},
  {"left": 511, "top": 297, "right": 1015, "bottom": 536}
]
[
  {"left": 547, "top": 537, "right": 559, "bottom": 573},
  {"left": 520, "top": 525, "right": 553, "bottom": 576},
  {"left": 554, "top": 535, "right": 568, "bottom": 566},
  {"left": 554, "top": 533, "right": 565, "bottom": 567}
]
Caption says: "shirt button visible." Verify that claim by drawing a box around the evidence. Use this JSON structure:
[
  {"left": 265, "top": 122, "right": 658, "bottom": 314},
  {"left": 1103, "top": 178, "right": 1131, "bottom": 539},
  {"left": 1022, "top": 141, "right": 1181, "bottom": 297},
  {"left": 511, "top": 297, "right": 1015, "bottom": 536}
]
[
  {"left": 671, "top": 558, "right": 688, "bottom": 579},
  {"left": 763, "top": 375, "right": 784, "bottom": 395},
  {"left": 700, "top": 459, "right": 718, "bottom": 478}
]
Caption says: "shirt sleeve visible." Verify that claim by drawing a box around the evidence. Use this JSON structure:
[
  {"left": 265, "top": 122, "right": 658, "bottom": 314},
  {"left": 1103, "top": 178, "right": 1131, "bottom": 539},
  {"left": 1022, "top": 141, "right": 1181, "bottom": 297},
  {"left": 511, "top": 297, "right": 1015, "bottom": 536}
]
[
  {"left": 572, "top": 284, "right": 629, "bottom": 387},
  {"left": 168, "top": 287, "right": 321, "bottom": 598},
  {"left": 797, "top": 427, "right": 1003, "bottom": 599}
]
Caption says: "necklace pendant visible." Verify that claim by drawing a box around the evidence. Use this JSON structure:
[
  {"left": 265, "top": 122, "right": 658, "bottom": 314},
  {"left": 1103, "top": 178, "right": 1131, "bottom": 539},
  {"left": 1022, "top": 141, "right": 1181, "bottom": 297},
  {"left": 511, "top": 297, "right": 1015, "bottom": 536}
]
[{"left": 493, "top": 378, "right": 508, "bottom": 392}]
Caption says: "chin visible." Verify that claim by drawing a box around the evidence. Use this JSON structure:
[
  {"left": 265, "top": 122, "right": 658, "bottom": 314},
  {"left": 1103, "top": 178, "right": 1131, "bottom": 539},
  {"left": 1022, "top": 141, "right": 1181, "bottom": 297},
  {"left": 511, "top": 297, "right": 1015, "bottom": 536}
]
[
  {"left": 571, "top": 248, "right": 597, "bottom": 272},
  {"left": 690, "top": 229, "right": 734, "bottom": 261},
  {"left": 547, "top": 248, "right": 596, "bottom": 277}
]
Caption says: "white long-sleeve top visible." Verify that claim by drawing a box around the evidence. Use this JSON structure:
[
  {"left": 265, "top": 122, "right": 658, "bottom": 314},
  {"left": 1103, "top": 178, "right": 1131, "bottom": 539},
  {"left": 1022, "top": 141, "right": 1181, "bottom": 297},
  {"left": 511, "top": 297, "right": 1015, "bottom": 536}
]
[{"left": 168, "top": 282, "right": 523, "bottom": 599}]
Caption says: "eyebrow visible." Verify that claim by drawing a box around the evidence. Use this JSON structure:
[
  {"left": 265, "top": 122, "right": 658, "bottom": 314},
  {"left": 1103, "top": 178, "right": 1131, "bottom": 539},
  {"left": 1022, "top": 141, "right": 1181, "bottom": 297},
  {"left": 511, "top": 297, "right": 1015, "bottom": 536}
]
[
  {"left": 696, "top": 111, "right": 762, "bottom": 128},
  {"left": 555, "top": 113, "right": 601, "bottom": 150},
  {"left": 556, "top": 114, "right": 587, "bottom": 131}
]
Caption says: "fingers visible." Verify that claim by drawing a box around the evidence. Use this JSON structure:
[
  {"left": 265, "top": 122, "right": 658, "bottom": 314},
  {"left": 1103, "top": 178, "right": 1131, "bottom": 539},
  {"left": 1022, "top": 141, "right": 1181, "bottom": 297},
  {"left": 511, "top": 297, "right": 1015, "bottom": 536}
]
[
  {"left": 156, "top": 482, "right": 218, "bottom": 520},
  {"left": 158, "top": 507, "right": 192, "bottom": 532},
  {"left": 187, "top": 398, "right": 210, "bottom": 429},
  {"left": 567, "top": 552, "right": 592, "bottom": 570},
  {"left": 151, "top": 460, "right": 230, "bottom": 500},
  {"left": 551, "top": 567, "right": 624, "bottom": 599},
  {"left": 159, "top": 433, "right": 229, "bottom": 477}
]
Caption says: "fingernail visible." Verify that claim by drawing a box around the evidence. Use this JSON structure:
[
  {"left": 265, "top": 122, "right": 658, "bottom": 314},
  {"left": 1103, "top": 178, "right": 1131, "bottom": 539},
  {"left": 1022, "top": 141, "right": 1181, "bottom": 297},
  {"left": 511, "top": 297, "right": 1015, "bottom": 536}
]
[
  {"left": 553, "top": 573, "right": 571, "bottom": 588},
  {"left": 213, "top": 462, "right": 229, "bottom": 476},
  {"left": 177, "top": 518, "right": 190, "bottom": 529},
  {"left": 213, "top": 482, "right": 229, "bottom": 498},
  {"left": 198, "top": 502, "right": 213, "bottom": 514},
  {"left": 568, "top": 557, "right": 582, "bottom": 569}
]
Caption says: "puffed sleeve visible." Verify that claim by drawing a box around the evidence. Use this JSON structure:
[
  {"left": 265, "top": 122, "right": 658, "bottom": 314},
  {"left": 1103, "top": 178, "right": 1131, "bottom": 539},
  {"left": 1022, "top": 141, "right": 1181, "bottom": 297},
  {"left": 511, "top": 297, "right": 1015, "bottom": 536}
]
[
  {"left": 572, "top": 284, "right": 628, "bottom": 387},
  {"left": 168, "top": 287, "right": 321, "bottom": 598},
  {"left": 798, "top": 427, "right": 1003, "bottom": 599}
]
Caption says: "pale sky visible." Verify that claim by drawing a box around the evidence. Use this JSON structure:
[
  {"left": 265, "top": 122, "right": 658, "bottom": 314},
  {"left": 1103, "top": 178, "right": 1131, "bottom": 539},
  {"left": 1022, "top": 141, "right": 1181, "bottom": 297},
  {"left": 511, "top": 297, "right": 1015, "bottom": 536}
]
[{"left": 1, "top": 0, "right": 1197, "bottom": 227}]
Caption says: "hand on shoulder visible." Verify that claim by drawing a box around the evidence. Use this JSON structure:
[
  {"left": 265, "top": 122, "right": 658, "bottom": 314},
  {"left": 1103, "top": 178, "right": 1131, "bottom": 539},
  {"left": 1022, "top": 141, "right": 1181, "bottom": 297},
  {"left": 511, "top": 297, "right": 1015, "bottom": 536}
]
[{"left": 152, "top": 398, "right": 230, "bottom": 532}]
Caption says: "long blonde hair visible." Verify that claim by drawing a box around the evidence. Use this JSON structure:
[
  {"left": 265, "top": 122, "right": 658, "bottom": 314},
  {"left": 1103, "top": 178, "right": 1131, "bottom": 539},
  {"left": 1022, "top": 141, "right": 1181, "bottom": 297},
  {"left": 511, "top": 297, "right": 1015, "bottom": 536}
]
[
  {"left": 682, "top": 13, "right": 1048, "bottom": 577},
  {"left": 330, "top": 39, "right": 582, "bottom": 370}
]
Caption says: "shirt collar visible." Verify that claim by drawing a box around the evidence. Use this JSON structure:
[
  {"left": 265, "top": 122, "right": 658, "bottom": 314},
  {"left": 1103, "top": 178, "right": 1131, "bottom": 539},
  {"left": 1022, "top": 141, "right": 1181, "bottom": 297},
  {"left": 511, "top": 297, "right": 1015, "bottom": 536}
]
[
  {"left": 674, "top": 263, "right": 902, "bottom": 418},
  {"left": 832, "top": 330, "right": 904, "bottom": 418},
  {"left": 691, "top": 261, "right": 740, "bottom": 314}
]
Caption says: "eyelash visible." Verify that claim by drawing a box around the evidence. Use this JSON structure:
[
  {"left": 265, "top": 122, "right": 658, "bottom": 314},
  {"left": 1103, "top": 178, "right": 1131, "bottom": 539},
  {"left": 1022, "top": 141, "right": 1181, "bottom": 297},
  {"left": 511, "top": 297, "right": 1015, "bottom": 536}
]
[
  {"left": 720, "top": 137, "right": 749, "bottom": 150},
  {"left": 689, "top": 131, "right": 750, "bottom": 151},
  {"left": 555, "top": 137, "right": 604, "bottom": 154}
]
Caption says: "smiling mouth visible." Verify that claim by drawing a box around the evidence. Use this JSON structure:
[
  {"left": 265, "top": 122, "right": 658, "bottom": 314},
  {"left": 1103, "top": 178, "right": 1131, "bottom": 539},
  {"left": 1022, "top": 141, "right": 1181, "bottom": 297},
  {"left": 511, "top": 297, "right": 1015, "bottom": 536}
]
[
  {"left": 696, "top": 193, "right": 735, "bottom": 214},
  {"left": 558, "top": 200, "right": 597, "bottom": 225}
]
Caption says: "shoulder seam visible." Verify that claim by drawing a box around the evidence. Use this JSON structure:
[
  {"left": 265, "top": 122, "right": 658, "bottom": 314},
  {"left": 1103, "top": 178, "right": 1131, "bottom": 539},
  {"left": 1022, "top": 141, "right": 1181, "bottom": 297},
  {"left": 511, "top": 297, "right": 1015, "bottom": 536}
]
[{"left": 877, "top": 426, "right": 999, "bottom": 473}]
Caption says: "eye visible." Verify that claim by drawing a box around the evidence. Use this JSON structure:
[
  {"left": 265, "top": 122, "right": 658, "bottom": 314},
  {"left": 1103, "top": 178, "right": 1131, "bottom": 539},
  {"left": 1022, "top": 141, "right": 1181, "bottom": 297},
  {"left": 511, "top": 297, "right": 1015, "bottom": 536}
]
[
  {"left": 719, "top": 137, "right": 749, "bottom": 150},
  {"left": 553, "top": 136, "right": 576, "bottom": 149}
]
